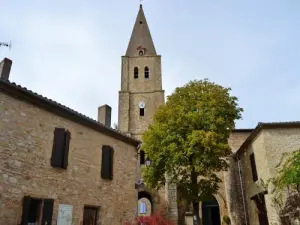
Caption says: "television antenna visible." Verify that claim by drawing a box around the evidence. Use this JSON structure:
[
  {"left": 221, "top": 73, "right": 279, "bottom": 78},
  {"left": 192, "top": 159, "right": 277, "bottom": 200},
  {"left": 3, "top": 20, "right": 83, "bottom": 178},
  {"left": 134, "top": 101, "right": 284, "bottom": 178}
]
[{"left": 0, "top": 41, "right": 12, "bottom": 50}]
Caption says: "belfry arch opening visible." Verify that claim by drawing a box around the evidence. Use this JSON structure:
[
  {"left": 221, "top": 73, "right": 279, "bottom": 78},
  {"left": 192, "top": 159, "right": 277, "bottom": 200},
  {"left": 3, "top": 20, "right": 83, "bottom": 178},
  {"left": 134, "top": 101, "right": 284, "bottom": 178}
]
[
  {"left": 201, "top": 196, "right": 221, "bottom": 225},
  {"left": 134, "top": 67, "right": 139, "bottom": 79},
  {"left": 138, "top": 191, "right": 152, "bottom": 216}
]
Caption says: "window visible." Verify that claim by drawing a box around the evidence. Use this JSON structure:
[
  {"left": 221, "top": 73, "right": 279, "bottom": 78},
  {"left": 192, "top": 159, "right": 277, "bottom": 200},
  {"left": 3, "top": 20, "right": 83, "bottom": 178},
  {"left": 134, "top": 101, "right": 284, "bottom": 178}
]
[
  {"left": 144, "top": 67, "right": 149, "bottom": 79},
  {"left": 83, "top": 206, "right": 99, "bottom": 225},
  {"left": 250, "top": 153, "right": 258, "bottom": 182},
  {"left": 51, "top": 128, "right": 71, "bottom": 169},
  {"left": 252, "top": 194, "right": 269, "bottom": 225},
  {"left": 21, "top": 196, "right": 54, "bottom": 225},
  {"left": 101, "top": 145, "right": 114, "bottom": 180},
  {"left": 140, "top": 108, "right": 144, "bottom": 116},
  {"left": 134, "top": 67, "right": 139, "bottom": 79},
  {"left": 139, "top": 202, "right": 146, "bottom": 214},
  {"left": 140, "top": 150, "right": 145, "bottom": 165}
]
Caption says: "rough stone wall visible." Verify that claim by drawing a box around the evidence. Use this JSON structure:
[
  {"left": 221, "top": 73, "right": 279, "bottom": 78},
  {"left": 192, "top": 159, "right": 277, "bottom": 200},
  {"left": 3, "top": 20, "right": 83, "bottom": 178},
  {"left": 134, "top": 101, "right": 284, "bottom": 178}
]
[
  {"left": 224, "top": 131, "right": 252, "bottom": 225},
  {"left": 239, "top": 131, "right": 268, "bottom": 225},
  {"left": 118, "top": 54, "right": 166, "bottom": 220},
  {"left": 118, "top": 91, "right": 130, "bottom": 135},
  {"left": 224, "top": 156, "right": 248, "bottom": 225},
  {"left": 118, "top": 56, "right": 164, "bottom": 138},
  {"left": 165, "top": 180, "right": 178, "bottom": 223},
  {"left": 240, "top": 128, "right": 300, "bottom": 225},
  {"left": 0, "top": 92, "right": 138, "bottom": 225},
  {"left": 263, "top": 128, "right": 300, "bottom": 224},
  {"left": 228, "top": 131, "right": 252, "bottom": 153}
]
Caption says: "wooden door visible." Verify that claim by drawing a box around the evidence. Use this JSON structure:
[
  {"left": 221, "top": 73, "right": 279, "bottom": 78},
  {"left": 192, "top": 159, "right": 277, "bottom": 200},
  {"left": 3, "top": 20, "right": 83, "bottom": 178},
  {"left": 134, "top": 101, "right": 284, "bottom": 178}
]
[{"left": 83, "top": 207, "right": 98, "bottom": 225}]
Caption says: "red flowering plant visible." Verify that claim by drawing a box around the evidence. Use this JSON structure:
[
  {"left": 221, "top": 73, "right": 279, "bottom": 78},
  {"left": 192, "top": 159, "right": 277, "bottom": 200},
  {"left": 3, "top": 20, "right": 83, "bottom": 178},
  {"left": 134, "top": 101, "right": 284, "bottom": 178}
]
[{"left": 124, "top": 211, "right": 174, "bottom": 225}]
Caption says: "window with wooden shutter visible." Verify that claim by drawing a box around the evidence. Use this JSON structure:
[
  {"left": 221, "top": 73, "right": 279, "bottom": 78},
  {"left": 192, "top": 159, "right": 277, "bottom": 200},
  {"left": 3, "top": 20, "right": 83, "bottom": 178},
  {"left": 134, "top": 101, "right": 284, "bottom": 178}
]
[
  {"left": 250, "top": 153, "right": 258, "bottom": 182},
  {"left": 20, "top": 196, "right": 54, "bottom": 225},
  {"left": 51, "top": 128, "right": 71, "bottom": 169},
  {"left": 21, "top": 196, "right": 31, "bottom": 225},
  {"left": 101, "top": 145, "right": 114, "bottom": 180},
  {"left": 62, "top": 130, "right": 71, "bottom": 169},
  {"left": 41, "top": 199, "right": 54, "bottom": 225}
]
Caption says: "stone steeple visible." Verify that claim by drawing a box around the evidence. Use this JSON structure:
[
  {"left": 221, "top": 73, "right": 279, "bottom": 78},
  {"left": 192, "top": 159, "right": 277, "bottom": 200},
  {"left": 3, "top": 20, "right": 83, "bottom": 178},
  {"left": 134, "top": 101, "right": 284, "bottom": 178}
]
[
  {"left": 118, "top": 4, "right": 164, "bottom": 140},
  {"left": 125, "top": 4, "right": 157, "bottom": 57}
]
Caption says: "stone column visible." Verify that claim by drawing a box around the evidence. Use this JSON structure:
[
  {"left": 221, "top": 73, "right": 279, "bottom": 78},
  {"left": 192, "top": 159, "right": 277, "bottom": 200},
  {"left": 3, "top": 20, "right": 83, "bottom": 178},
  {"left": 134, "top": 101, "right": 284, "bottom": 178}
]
[{"left": 165, "top": 176, "right": 178, "bottom": 224}]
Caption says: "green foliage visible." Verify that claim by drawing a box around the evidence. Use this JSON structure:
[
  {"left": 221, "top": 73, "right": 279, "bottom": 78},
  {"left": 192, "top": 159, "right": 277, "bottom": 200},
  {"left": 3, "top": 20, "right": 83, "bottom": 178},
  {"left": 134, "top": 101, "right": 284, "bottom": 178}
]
[
  {"left": 264, "top": 149, "right": 300, "bottom": 209},
  {"left": 273, "top": 149, "right": 300, "bottom": 190},
  {"left": 142, "top": 79, "right": 243, "bottom": 203}
]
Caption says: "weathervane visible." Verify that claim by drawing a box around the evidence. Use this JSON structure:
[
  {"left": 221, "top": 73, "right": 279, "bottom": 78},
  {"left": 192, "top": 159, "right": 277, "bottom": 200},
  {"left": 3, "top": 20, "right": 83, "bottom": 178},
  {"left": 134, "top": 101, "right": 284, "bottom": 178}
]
[{"left": 0, "top": 41, "right": 12, "bottom": 50}]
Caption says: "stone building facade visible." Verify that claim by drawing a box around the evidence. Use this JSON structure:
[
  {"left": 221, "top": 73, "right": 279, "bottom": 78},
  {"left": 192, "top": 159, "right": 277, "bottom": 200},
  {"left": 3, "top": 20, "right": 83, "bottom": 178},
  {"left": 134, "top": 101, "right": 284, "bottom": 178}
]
[
  {"left": 0, "top": 59, "right": 140, "bottom": 225},
  {"left": 234, "top": 123, "right": 300, "bottom": 225},
  {"left": 1, "top": 4, "right": 299, "bottom": 225},
  {"left": 117, "top": 4, "right": 300, "bottom": 225}
]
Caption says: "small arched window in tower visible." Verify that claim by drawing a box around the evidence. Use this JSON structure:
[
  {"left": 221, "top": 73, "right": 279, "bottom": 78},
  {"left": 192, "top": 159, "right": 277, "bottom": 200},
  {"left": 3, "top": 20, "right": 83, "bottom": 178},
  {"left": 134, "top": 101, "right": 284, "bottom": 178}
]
[
  {"left": 134, "top": 67, "right": 139, "bottom": 79},
  {"left": 144, "top": 67, "right": 149, "bottom": 79}
]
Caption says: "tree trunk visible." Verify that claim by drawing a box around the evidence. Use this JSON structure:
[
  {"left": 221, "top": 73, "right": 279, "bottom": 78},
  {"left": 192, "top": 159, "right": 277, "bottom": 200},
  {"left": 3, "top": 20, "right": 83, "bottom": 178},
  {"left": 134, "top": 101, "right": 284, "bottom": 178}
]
[{"left": 192, "top": 202, "right": 200, "bottom": 225}]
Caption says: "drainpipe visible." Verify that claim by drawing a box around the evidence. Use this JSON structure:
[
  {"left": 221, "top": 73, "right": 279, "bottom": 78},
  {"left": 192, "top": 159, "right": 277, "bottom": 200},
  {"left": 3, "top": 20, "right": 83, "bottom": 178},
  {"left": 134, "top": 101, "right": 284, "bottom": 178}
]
[{"left": 237, "top": 156, "right": 248, "bottom": 225}]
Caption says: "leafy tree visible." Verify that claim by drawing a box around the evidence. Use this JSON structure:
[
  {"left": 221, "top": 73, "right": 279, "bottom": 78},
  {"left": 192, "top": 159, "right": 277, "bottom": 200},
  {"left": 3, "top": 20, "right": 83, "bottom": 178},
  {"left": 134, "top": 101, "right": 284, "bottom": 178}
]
[{"left": 141, "top": 79, "right": 243, "bottom": 225}]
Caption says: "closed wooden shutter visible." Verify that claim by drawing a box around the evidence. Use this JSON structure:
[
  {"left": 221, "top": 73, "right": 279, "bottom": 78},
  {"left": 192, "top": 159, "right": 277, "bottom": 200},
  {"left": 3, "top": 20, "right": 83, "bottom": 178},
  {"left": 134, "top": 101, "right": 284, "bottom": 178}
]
[
  {"left": 101, "top": 145, "right": 114, "bottom": 180},
  {"left": 109, "top": 147, "right": 114, "bottom": 179},
  {"left": 42, "top": 199, "right": 54, "bottom": 225},
  {"left": 51, "top": 128, "right": 66, "bottom": 168},
  {"left": 62, "top": 130, "right": 71, "bottom": 169},
  {"left": 21, "top": 196, "right": 31, "bottom": 225}
]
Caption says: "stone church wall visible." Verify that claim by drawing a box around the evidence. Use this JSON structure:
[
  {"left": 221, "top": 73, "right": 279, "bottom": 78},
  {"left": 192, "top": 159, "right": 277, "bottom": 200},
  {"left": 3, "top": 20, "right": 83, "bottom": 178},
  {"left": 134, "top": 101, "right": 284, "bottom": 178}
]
[
  {"left": 238, "top": 128, "right": 300, "bottom": 225},
  {"left": 0, "top": 92, "right": 138, "bottom": 225},
  {"left": 224, "top": 131, "right": 252, "bottom": 225}
]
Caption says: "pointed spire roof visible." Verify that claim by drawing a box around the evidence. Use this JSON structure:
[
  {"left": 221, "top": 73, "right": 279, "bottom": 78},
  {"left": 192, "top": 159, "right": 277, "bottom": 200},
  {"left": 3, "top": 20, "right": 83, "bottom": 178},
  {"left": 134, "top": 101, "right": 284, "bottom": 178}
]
[{"left": 126, "top": 4, "right": 157, "bottom": 57}]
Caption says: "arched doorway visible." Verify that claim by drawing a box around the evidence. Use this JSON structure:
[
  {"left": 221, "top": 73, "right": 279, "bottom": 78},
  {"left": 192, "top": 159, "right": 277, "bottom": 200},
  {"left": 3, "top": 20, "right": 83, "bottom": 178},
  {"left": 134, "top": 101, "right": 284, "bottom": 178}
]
[
  {"left": 138, "top": 191, "right": 152, "bottom": 216},
  {"left": 201, "top": 196, "right": 221, "bottom": 225}
]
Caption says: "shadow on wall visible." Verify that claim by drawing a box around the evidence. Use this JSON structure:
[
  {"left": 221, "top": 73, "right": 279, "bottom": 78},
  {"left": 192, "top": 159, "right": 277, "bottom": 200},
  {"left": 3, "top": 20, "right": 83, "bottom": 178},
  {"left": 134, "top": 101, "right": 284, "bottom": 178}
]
[{"left": 279, "top": 192, "right": 300, "bottom": 225}]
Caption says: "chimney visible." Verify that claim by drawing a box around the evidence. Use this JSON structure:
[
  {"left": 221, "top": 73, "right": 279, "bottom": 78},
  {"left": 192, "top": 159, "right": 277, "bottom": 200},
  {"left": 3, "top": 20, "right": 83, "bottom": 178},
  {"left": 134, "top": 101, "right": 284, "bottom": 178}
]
[
  {"left": 0, "top": 58, "right": 12, "bottom": 80},
  {"left": 98, "top": 105, "right": 112, "bottom": 127}
]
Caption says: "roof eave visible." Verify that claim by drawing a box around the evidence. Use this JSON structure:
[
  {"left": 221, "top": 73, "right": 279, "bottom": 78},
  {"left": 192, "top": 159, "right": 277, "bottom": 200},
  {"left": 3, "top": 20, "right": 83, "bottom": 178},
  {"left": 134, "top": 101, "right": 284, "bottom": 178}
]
[{"left": 0, "top": 79, "right": 140, "bottom": 147}]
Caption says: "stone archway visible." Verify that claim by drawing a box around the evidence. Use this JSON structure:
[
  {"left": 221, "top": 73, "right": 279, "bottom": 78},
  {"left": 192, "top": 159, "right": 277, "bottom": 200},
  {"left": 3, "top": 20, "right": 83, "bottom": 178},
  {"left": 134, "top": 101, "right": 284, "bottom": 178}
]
[
  {"left": 201, "top": 196, "right": 221, "bottom": 225},
  {"left": 138, "top": 191, "right": 152, "bottom": 216}
]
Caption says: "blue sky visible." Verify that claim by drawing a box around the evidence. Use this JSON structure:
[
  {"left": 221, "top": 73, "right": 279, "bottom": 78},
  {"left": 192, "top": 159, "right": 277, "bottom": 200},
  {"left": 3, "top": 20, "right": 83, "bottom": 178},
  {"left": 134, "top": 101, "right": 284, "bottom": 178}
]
[{"left": 1, "top": 0, "right": 299, "bottom": 128}]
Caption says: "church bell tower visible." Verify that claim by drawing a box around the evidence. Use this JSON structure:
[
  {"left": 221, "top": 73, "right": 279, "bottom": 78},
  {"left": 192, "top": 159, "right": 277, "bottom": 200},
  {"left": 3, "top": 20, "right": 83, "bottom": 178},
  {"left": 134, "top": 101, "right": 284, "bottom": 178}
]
[{"left": 118, "top": 4, "right": 165, "bottom": 140}]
